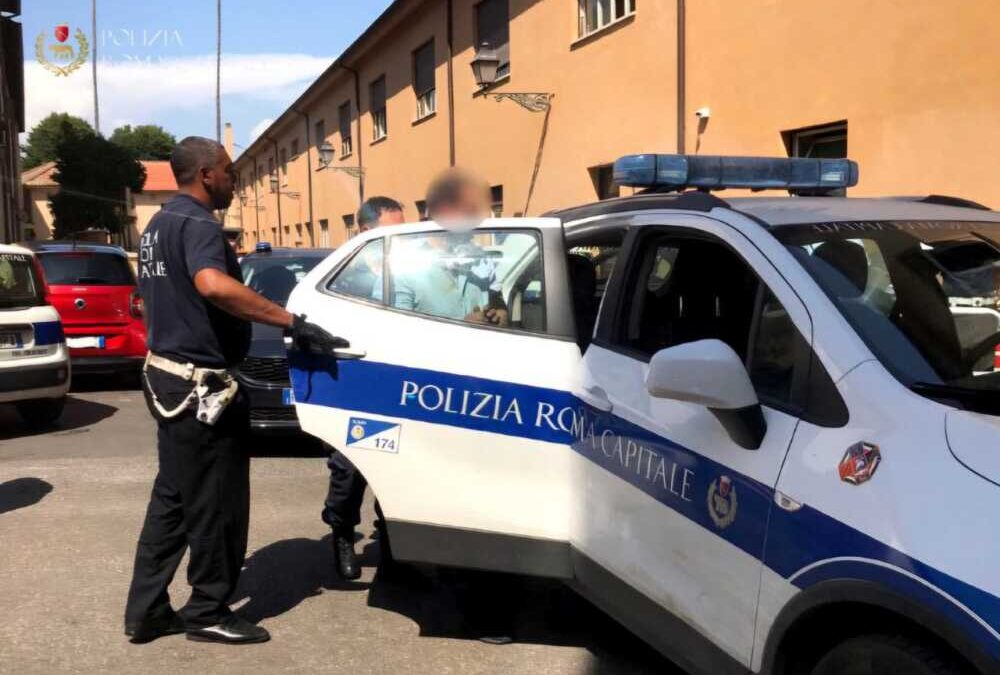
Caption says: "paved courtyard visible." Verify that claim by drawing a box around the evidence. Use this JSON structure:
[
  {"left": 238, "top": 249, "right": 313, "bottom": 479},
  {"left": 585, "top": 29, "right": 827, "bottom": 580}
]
[{"left": 0, "top": 385, "right": 678, "bottom": 675}]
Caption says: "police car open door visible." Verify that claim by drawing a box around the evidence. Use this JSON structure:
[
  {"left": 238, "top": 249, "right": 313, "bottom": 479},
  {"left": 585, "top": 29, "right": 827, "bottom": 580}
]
[
  {"left": 568, "top": 214, "right": 812, "bottom": 669},
  {"left": 287, "top": 220, "right": 582, "bottom": 576}
]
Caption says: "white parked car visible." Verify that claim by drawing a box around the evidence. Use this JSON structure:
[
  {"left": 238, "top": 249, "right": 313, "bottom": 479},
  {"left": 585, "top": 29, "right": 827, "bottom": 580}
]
[
  {"left": 286, "top": 155, "right": 1000, "bottom": 675},
  {"left": 0, "top": 243, "right": 70, "bottom": 427}
]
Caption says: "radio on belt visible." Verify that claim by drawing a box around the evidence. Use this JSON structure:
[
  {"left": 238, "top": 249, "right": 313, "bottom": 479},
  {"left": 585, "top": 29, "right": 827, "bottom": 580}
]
[{"left": 282, "top": 152, "right": 1000, "bottom": 675}]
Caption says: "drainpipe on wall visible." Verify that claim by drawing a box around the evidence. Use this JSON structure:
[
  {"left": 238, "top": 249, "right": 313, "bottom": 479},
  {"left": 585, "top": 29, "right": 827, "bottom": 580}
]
[
  {"left": 342, "top": 64, "right": 365, "bottom": 203},
  {"left": 296, "top": 107, "right": 316, "bottom": 246},
  {"left": 268, "top": 135, "right": 283, "bottom": 245},
  {"left": 446, "top": 0, "right": 456, "bottom": 167},
  {"left": 676, "top": 0, "right": 686, "bottom": 154},
  {"left": 251, "top": 152, "right": 261, "bottom": 243}
]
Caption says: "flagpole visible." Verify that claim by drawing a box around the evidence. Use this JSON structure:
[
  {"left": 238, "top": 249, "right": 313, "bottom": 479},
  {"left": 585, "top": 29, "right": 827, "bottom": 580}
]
[
  {"left": 216, "top": 0, "right": 221, "bottom": 142},
  {"left": 92, "top": 0, "right": 99, "bottom": 134}
]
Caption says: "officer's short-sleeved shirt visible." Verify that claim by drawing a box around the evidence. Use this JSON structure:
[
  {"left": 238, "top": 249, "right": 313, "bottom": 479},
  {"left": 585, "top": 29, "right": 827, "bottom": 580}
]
[{"left": 138, "top": 194, "right": 251, "bottom": 368}]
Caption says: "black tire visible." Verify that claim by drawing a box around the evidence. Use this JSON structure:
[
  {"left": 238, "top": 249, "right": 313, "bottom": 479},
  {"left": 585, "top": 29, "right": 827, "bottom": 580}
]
[
  {"left": 811, "top": 633, "right": 965, "bottom": 675},
  {"left": 15, "top": 397, "right": 66, "bottom": 429}
]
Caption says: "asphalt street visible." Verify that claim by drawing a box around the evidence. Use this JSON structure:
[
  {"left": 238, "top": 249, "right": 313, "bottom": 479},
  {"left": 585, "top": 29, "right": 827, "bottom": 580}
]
[{"left": 0, "top": 383, "right": 680, "bottom": 675}]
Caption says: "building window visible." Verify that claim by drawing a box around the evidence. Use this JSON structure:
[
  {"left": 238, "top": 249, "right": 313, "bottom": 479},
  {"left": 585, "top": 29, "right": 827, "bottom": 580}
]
[
  {"left": 578, "top": 0, "right": 635, "bottom": 38},
  {"left": 271, "top": 226, "right": 277, "bottom": 242},
  {"left": 258, "top": 164, "right": 265, "bottom": 187},
  {"left": 370, "top": 76, "right": 387, "bottom": 141},
  {"left": 279, "top": 148, "right": 288, "bottom": 185},
  {"left": 415, "top": 200, "right": 428, "bottom": 221},
  {"left": 476, "top": 0, "right": 509, "bottom": 79},
  {"left": 343, "top": 213, "right": 357, "bottom": 239},
  {"left": 338, "top": 102, "right": 352, "bottom": 156},
  {"left": 295, "top": 223, "right": 303, "bottom": 246},
  {"left": 319, "top": 219, "right": 330, "bottom": 247},
  {"left": 589, "top": 164, "right": 620, "bottom": 200},
  {"left": 783, "top": 121, "right": 848, "bottom": 159},
  {"left": 413, "top": 39, "right": 436, "bottom": 120},
  {"left": 291, "top": 138, "right": 299, "bottom": 158},
  {"left": 314, "top": 118, "right": 327, "bottom": 162},
  {"left": 305, "top": 221, "right": 314, "bottom": 246},
  {"left": 490, "top": 185, "right": 503, "bottom": 217},
  {"left": 267, "top": 158, "right": 275, "bottom": 191}
]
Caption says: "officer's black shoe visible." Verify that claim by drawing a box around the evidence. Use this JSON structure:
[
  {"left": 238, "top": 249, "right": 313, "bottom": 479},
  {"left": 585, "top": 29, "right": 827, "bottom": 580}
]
[
  {"left": 186, "top": 615, "right": 270, "bottom": 644},
  {"left": 333, "top": 532, "right": 361, "bottom": 580},
  {"left": 126, "top": 609, "right": 185, "bottom": 644}
]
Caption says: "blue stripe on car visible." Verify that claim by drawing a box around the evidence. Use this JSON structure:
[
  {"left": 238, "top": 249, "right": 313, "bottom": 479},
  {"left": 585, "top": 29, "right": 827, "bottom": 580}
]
[{"left": 289, "top": 355, "right": 1000, "bottom": 658}]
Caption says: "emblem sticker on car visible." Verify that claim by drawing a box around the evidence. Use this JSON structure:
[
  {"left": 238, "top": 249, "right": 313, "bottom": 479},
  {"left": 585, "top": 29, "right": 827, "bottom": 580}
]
[
  {"left": 838, "top": 442, "right": 881, "bottom": 485},
  {"left": 346, "top": 417, "right": 400, "bottom": 453},
  {"left": 707, "top": 475, "right": 737, "bottom": 529}
]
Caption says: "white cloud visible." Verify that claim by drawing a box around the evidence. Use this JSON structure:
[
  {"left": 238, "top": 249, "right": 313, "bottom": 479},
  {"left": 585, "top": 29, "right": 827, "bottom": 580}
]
[
  {"left": 24, "top": 52, "right": 335, "bottom": 134},
  {"left": 249, "top": 117, "right": 273, "bottom": 145}
]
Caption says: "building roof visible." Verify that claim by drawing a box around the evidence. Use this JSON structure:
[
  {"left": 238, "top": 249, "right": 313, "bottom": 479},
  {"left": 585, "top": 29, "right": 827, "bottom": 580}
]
[
  {"left": 21, "top": 160, "right": 177, "bottom": 192},
  {"left": 21, "top": 161, "right": 57, "bottom": 188},
  {"left": 141, "top": 160, "right": 177, "bottom": 192}
]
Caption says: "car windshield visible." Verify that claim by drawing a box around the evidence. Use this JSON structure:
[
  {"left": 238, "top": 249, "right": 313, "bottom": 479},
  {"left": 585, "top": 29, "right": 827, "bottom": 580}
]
[
  {"left": 39, "top": 251, "right": 135, "bottom": 285},
  {"left": 778, "top": 220, "right": 1000, "bottom": 413},
  {"left": 0, "top": 252, "right": 44, "bottom": 309},
  {"left": 242, "top": 255, "right": 324, "bottom": 306}
]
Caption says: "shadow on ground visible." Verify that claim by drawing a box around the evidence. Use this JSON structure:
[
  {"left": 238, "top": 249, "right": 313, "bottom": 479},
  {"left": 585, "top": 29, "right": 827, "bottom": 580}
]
[
  {"left": 70, "top": 373, "right": 142, "bottom": 393},
  {"left": 235, "top": 531, "right": 675, "bottom": 673},
  {"left": 0, "top": 477, "right": 53, "bottom": 515},
  {"left": 0, "top": 395, "right": 118, "bottom": 441}
]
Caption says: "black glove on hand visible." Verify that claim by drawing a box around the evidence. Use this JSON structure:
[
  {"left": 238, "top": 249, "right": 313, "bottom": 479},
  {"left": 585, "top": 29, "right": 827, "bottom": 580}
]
[{"left": 289, "top": 314, "right": 350, "bottom": 355}]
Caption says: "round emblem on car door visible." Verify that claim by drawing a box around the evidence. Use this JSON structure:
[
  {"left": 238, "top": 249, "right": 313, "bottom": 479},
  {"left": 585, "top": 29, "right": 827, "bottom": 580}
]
[{"left": 74, "top": 298, "right": 86, "bottom": 310}]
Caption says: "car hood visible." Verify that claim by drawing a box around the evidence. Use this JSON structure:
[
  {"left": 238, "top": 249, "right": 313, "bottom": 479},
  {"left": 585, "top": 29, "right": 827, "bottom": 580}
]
[
  {"left": 946, "top": 409, "right": 1000, "bottom": 487},
  {"left": 247, "top": 322, "right": 287, "bottom": 359}
]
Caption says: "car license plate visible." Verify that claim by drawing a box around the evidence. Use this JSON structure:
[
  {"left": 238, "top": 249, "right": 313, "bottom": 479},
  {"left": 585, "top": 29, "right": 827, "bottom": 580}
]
[
  {"left": 282, "top": 388, "right": 295, "bottom": 406},
  {"left": 0, "top": 332, "right": 20, "bottom": 349},
  {"left": 66, "top": 336, "right": 105, "bottom": 349}
]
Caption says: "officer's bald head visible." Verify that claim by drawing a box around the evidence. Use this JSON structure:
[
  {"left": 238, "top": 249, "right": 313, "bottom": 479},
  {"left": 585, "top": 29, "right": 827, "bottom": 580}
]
[
  {"left": 171, "top": 136, "right": 235, "bottom": 210},
  {"left": 170, "top": 136, "right": 227, "bottom": 187}
]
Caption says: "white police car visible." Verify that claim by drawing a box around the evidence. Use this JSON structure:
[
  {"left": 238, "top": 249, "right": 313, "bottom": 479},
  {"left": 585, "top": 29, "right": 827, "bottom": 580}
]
[
  {"left": 287, "top": 155, "right": 1000, "bottom": 675},
  {"left": 0, "top": 243, "right": 70, "bottom": 427}
]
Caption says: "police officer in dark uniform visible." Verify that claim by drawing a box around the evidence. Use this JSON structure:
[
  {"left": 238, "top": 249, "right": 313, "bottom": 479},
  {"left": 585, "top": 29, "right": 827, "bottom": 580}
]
[
  {"left": 124, "top": 136, "right": 346, "bottom": 645},
  {"left": 322, "top": 196, "right": 403, "bottom": 580}
]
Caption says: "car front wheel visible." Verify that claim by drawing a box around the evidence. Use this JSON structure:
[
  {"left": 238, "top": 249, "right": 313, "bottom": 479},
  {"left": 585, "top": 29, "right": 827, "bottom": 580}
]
[
  {"left": 811, "top": 634, "right": 966, "bottom": 675},
  {"left": 16, "top": 397, "right": 66, "bottom": 429}
]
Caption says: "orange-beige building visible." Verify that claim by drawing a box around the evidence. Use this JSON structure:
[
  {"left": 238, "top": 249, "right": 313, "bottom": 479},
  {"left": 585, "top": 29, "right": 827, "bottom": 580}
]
[
  {"left": 21, "top": 160, "right": 178, "bottom": 246},
  {"left": 232, "top": 0, "right": 1000, "bottom": 251}
]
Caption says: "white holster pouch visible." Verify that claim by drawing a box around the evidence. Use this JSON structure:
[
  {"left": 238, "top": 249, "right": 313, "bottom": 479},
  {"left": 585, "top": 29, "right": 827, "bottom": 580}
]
[{"left": 144, "top": 352, "right": 239, "bottom": 426}]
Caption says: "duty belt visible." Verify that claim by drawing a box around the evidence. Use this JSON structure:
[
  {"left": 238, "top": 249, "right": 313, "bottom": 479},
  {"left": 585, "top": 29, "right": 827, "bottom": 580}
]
[{"left": 143, "top": 353, "right": 239, "bottom": 425}]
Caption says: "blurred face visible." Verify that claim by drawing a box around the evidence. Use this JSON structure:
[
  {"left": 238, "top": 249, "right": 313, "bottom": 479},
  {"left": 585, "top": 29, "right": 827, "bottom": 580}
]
[
  {"left": 430, "top": 182, "right": 490, "bottom": 223},
  {"left": 203, "top": 149, "right": 235, "bottom": 210},
  {"left": 360, "top": 207, "right": 405, "bottom": 232}
]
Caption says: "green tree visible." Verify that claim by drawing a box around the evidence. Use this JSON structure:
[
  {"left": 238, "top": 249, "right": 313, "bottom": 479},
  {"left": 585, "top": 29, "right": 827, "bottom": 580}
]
[
  {"left": 49, "top": 134, "right": 146, "bottom": 239},
  {"left": 109, "top": 124, "right": 177, "bottom": 160},
  {"left": 21, "top": 113, "right": 95, "bottom": 169}
]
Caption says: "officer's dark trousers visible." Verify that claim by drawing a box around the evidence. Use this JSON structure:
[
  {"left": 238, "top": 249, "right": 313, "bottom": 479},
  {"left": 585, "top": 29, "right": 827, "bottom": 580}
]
[
  {"left": 124, "top": 369, "right": 250, "bottom": 629},
  {"left": 322, "top": 447, "right": 366, "bottom": 534}
]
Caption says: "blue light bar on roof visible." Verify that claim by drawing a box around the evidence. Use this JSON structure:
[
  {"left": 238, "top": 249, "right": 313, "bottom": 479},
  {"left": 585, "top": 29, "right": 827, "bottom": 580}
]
[
  {"left": 255, "top": 241, "right": 272, "bottom": 253},
  {"left": 613, "top": 154, "right": 859, "bottom": 194}
]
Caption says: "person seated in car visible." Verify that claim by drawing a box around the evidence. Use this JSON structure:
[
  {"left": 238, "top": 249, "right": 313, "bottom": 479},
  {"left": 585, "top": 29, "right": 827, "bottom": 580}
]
[{"left": 393, "top": 169, "right": 508, "bottom": 327}]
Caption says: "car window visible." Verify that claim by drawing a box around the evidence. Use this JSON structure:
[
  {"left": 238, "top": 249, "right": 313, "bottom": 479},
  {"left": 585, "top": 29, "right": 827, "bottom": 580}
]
[
  {"left": 387, "top": 230, "right": 546, "bottom": 333},
  {"left": 242, "top": 255, "right": 324, "bottom": 306},
  {"left": 327, "top": 239, "right": 385, "bottom": 302},
  {"left": 615, "top": 233, "right": 838, "bottom": 413},
  {"left": 0, "top": 252, "right": 44, "bottom": 309},
  {"left": 39, "top": 252, "right": 134, "bottom": 286}
]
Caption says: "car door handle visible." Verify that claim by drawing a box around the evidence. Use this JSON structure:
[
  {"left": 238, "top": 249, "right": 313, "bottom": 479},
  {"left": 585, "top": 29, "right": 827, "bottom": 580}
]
[
  {"left": 577, "top": 385, "right": 613, "bottom": 413},
  {"left": 333, "top": 347, "right": 366, "bottom": 360}
]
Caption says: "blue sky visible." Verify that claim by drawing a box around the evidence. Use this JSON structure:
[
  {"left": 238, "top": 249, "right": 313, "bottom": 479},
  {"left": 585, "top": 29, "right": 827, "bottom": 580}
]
[{"left": 21, "top": 1, "right": 394, "bottom": 153}]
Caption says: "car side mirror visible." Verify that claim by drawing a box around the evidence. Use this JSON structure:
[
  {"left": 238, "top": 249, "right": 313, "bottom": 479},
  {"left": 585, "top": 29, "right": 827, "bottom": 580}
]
[{"left": 645, "top": 339, "right": 767, "bottom": 450}]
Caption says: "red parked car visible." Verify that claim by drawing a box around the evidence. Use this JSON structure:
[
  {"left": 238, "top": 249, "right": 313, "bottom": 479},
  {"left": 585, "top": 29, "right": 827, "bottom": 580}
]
[{"left": 23, "top": 241, "right": 146, "bottom": 377}]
